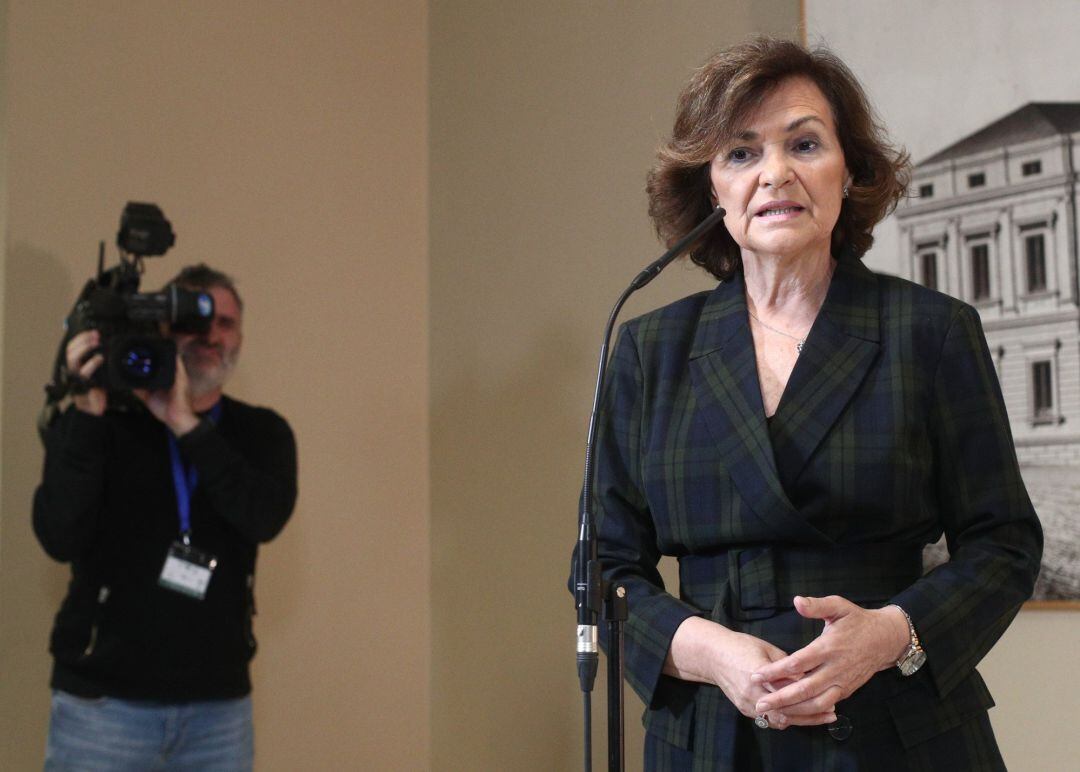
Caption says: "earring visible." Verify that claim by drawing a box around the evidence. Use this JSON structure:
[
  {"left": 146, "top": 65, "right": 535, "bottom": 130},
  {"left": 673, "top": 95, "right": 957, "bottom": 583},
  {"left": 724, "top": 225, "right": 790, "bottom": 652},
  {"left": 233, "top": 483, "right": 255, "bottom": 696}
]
[{"left": 842, "top": 185, "right": 850, "bottom": 198}]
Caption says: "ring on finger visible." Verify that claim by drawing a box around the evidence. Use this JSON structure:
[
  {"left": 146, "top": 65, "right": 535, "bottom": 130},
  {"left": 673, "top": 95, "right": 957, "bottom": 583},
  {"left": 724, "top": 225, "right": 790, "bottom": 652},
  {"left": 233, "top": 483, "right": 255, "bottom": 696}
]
[{"left": 754, "top": 713, "right": 770, "bottom": 729}]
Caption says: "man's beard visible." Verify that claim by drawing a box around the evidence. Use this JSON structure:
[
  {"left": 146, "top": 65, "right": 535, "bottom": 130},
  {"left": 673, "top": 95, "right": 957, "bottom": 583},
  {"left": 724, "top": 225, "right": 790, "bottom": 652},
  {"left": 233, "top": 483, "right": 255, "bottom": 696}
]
[{"left": 179, "top": 341, "right": 240, "bottom": 398}]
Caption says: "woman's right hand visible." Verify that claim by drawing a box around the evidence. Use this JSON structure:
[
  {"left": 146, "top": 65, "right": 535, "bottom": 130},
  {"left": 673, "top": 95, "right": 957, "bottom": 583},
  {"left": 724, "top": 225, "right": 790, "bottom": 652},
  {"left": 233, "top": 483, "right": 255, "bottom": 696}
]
[
  {"left": 65, "top": 330, "right": 107, "bottom": 415},
  {"left": 664, "top": 616, "right": 835, "bottom": 729}
]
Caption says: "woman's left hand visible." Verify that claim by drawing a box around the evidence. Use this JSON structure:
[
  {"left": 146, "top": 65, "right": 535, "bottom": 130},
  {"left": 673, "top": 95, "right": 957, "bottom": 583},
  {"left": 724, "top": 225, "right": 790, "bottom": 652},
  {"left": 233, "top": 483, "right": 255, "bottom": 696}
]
[{"left": 749, "top": 595, "right": 910, "bottom": 720}]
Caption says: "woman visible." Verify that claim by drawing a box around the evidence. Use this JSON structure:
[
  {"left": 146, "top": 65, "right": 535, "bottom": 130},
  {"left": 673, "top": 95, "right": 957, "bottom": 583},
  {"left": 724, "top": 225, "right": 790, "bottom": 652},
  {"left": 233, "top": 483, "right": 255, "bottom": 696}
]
[{"left": 591, "top": 37, "right": 1042, "bottom": 770}]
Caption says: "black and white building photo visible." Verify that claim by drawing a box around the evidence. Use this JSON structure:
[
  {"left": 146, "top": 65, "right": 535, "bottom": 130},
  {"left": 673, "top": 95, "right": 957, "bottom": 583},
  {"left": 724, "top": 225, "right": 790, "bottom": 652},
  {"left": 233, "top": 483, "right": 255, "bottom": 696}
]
[{"left": 897, "top": 103, "right": 1080, "bottom": 600}]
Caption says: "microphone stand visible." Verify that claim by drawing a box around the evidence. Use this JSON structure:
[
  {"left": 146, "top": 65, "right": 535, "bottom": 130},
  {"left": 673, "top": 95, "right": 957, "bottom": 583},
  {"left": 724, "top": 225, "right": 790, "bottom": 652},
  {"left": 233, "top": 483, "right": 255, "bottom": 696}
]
[{"left": 574, "top": 205, "right": 726, "bottom": 772}]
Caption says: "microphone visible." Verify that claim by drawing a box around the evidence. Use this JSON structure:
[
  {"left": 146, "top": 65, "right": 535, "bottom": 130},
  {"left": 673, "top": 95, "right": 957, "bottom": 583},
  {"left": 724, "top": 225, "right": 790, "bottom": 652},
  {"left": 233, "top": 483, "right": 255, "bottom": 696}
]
[
  {"left": 630, "top": 205, "right": 728, "bottom": 290},
  {"left": 574, "top": 204, "right": 726, "bottom": 692}
]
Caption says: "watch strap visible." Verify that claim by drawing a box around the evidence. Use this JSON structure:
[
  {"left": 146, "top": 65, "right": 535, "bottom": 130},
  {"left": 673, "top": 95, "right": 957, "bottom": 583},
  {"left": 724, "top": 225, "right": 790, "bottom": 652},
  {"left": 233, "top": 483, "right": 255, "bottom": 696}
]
[{"left": 890, "top": 604, "right": 926, "bottom": 674}]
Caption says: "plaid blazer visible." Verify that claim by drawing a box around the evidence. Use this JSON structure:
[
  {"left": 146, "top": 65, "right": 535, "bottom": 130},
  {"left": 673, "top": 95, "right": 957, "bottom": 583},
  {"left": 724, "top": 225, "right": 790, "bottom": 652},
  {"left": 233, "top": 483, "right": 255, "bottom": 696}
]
[{"left": 592, "top": 256, "right": 1042, "bottom": 769}]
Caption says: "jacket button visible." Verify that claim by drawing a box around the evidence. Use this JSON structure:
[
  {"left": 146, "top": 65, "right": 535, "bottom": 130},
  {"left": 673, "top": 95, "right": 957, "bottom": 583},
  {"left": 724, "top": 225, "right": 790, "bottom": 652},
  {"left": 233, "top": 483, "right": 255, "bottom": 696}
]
[{"left": 827, "top": 714, "right": 853, "bottom": 742}]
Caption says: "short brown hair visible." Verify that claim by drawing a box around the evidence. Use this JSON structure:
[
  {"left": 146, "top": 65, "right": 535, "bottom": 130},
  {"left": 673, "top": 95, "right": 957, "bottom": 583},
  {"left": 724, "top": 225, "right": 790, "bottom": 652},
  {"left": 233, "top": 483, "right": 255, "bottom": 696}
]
[
  {"left": 646, "top": 37, "right": 910, "bottom": 280},
  {"left": 169, "top": 263, "right": 243, "bottom": 313}
]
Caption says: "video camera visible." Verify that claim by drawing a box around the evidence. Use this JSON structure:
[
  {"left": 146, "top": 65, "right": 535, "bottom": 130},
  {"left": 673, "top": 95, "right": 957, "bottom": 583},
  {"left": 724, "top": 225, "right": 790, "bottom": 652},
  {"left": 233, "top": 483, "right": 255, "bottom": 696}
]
[{"left": 42, "top": 203, "right": 214, "bottom": 423}]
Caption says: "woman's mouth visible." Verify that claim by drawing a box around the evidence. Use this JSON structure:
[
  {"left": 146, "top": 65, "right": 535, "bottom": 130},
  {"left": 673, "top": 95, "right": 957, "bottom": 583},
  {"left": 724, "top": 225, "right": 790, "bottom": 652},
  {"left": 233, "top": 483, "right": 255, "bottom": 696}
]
[{"left": 755, "top": 202, "right": 804, "bottom": 218}]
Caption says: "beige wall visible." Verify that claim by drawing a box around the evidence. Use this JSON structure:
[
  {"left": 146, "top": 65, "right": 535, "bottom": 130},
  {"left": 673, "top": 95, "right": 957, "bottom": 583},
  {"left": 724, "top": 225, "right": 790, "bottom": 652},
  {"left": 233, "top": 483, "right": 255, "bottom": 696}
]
[
  {"left": 0, "top": 2, "right": 429, "bottom": 770},
  {"left": 978, "top": 611, "right": 1080, "bottom": 770},
  {"left": 428, "top": 3, "right": 799, "bottom": 770}
]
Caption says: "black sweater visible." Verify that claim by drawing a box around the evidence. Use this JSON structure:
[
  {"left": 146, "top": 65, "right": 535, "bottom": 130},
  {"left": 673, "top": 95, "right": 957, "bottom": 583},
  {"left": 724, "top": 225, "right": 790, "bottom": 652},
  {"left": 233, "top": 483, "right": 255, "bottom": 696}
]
[{"left": 33, "top": 395, "right": 297, "bottom": 701}]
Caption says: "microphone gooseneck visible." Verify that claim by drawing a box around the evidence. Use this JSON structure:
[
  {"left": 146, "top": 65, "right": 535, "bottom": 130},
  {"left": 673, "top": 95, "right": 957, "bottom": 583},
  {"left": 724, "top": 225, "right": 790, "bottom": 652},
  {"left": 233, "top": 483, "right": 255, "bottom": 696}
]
[{"left": 574, "top": 206, "right": 726, "bottom": 771}]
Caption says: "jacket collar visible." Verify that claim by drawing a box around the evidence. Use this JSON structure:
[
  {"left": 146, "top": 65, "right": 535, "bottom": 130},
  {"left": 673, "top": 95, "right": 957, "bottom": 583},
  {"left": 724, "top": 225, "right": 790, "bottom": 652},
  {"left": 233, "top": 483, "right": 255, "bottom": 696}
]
[{"left": 687, "top": 257, "right": 881, "bottom": 544}]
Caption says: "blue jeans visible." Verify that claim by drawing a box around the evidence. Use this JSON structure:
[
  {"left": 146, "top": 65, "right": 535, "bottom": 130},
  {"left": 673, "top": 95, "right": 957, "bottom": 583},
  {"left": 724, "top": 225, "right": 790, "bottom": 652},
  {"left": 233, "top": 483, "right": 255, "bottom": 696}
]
[{"left": 44, "top": 690, "right": 253, "bottom": 771}]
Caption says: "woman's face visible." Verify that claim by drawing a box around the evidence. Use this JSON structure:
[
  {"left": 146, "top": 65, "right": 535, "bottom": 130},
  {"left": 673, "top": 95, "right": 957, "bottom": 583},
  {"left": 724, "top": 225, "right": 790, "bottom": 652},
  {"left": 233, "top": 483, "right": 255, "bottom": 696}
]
[{"left": 709, "top": 76, "right": 850, "bottom": 264}]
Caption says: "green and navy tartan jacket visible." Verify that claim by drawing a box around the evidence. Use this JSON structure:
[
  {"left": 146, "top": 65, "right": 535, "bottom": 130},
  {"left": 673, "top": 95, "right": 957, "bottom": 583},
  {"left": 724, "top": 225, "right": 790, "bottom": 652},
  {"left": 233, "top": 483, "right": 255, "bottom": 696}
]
[{"left": 592, "top": 255, "right": 1043, "bottom": 763}]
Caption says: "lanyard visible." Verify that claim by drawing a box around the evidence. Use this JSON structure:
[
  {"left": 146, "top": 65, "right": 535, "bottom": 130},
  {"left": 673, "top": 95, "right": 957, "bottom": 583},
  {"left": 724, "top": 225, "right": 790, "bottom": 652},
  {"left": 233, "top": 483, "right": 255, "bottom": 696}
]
[{"left": 167, "top": 402, "right": 223, "bottom": 544}]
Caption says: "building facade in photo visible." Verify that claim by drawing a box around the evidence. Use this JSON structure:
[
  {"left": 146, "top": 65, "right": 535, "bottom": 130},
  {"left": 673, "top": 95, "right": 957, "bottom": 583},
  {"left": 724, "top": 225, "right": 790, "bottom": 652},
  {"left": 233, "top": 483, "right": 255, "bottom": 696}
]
[{"left": 897, "top": 103, "right": 1080, "bottom": 468}]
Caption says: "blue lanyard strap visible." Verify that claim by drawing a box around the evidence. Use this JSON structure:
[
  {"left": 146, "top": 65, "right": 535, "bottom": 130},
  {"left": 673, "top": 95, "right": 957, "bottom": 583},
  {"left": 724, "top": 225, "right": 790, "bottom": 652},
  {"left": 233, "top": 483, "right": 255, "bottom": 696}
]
[{"left": 167, "top": 402, "right": 223, "bottom": 543}]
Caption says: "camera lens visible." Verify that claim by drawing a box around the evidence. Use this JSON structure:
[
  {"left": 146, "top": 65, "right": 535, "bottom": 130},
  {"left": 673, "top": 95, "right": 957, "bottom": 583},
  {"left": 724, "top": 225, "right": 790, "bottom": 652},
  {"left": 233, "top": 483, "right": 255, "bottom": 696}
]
[
  {"left": 119, "top": 345, "right": 159, "bottom": 381},
  {"left": 107, "top": 334, "right": 176, "bottom": 391}
]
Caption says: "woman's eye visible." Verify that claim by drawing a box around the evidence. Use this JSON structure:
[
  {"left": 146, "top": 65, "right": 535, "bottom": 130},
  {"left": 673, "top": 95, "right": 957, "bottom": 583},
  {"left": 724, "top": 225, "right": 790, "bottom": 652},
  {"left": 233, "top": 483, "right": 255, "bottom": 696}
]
[
  {"left": 795, "top": 139, "right": 819, "bottom": 153},
  {"left": 728, "top": 148, "right": 751, "bottom": 162}
]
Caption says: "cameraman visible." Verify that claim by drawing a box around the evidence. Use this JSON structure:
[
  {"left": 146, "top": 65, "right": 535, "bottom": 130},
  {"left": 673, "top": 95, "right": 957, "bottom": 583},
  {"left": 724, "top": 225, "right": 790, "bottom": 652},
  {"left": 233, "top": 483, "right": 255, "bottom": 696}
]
[{"left": 33, "top": 264, "right": 297, "bottom": 771}]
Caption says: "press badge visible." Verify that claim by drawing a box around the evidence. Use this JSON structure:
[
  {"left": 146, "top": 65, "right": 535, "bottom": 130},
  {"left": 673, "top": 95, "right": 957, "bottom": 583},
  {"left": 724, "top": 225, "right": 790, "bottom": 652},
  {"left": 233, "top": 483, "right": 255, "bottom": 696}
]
[{"left": 159, "top": 541, "right": 218, "bottom": 600}]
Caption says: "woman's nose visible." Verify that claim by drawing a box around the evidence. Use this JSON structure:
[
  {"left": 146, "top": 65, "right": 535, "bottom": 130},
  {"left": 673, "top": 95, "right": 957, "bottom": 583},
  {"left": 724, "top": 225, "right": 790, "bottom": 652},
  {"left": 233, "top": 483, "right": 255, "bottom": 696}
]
[{"left": 759, "top": 151, "right": 793, "bottom": 190}]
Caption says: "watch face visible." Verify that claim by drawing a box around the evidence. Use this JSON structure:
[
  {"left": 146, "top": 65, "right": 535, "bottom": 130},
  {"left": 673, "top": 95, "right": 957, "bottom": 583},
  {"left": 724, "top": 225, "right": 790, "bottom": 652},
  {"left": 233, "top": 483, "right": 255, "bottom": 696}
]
[{"left": 899, "top": 648, "right": 927, "bottom": 677}]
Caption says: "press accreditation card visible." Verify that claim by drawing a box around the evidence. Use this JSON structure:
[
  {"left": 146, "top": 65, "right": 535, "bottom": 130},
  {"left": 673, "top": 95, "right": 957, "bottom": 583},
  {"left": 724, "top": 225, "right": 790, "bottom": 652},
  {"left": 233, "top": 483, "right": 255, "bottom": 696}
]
[{"left": 159, "top": 541, "right": 217, "bottom": 600}]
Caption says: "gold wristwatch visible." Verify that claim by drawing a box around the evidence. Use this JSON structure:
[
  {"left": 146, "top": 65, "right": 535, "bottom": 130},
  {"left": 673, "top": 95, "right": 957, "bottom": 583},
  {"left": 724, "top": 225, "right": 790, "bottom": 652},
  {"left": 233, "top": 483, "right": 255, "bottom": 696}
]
[{"left": 891, "top": 604, "right": 926, "bottom": 677}]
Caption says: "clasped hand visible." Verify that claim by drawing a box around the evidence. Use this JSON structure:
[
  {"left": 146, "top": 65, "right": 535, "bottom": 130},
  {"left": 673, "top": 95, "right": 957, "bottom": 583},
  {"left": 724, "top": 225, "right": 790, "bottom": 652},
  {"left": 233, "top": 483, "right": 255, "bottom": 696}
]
[{"left": 748, "top": 595, "right": 909, "bottom": 729}]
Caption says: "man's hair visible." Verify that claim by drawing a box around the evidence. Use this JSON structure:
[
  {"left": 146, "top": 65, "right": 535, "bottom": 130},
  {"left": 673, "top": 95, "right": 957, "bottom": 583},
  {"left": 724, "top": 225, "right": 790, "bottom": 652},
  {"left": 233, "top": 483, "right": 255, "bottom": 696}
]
[
  {"left": 169, "top": 263, "right": 243, "bottom": 313},
  {"left": 646, "top": 36, "right": 911, "bottom": 280}
]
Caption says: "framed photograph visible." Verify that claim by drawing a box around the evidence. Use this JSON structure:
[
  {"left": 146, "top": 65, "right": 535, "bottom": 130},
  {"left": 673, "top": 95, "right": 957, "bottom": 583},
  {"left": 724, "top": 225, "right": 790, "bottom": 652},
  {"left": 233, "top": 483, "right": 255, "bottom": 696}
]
[{"left": 805, "top": 0, "right": 1080, "bottom": 605}]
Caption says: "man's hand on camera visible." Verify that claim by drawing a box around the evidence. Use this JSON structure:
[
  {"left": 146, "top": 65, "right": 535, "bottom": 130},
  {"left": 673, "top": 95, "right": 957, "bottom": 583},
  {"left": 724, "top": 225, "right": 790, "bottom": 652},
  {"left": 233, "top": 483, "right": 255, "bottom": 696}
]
[
  {"left": 65, "top": 330, "right": 107, "bottom": 416},
  {"left": 134, "top": 355, "right": 200, "bottom": 437}
]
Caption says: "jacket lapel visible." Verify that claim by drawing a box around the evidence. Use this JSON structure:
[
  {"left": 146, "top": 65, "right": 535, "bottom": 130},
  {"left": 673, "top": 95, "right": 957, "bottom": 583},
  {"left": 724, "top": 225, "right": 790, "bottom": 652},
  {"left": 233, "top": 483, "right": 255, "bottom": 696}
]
[
  {"left": 771, "top": 257, "right": 881, "bottom": 490},
  {"left": 688, "top": 273, "right": 831, "bottom": 545}
]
